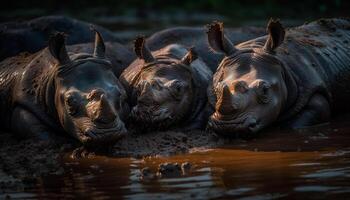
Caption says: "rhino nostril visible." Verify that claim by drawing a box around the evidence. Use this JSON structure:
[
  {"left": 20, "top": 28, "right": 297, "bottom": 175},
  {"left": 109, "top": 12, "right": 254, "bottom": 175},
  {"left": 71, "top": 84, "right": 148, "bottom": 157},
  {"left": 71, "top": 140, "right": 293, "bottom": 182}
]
[
  {"left": 249, "top": 122, "right": 257, "bottom": 128},
  {"left": 94, "top": 113, "right": 117, "bottom": 125},
  {"left": 246, "top": 118, "right": 257, "bottom": 129}
]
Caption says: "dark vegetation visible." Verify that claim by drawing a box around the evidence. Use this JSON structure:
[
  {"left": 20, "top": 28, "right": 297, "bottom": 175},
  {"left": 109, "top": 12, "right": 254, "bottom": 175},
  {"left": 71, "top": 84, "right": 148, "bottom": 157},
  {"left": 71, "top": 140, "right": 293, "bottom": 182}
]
[
  {"left": 1, "top": 0, "right": 348, "bottom": 25},
  {"left": 2, "top": 0, "right": 348, "bottom": 41}
]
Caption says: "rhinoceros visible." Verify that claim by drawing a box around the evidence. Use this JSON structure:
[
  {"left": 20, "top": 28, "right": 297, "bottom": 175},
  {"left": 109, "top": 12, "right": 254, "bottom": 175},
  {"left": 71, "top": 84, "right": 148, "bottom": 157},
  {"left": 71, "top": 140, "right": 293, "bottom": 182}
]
[
  {"left": 0, "top": 15, "right": 136, "bottom": 78},
  {"left": 206, "top": 18, "right": 350, "bottom": 136},
  {"left": 120, "top": 37, "right": 212, "bottom": 131},
  {"left": 0, "top": 31, "right": 129, "bottom": 144}
]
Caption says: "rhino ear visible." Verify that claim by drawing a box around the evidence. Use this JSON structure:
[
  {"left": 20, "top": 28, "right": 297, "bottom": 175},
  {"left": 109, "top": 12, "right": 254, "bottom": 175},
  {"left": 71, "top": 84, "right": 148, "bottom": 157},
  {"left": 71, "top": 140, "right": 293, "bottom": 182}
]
[
  {"left": 181, "top": 47, "right": 198, "bottom": 66},
  {"left": 263, "top": 18, "right": 285, "bottom": 53},
  {"left": 134, "top": 36, "right": 155, "bottom": 63},
  {"left": 92, "top": 27, "right": 106, "bottom": 58},
  {"left": 207, "top": 21, "right": 237, "bottom": 56},
  {"left": 48, "top": 32, "right": 71, "bottom": 65}
]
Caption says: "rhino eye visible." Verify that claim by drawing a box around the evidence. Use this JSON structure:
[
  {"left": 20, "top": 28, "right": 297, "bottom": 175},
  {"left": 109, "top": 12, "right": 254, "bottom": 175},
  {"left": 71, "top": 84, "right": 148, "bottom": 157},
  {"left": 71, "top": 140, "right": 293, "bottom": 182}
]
[
  {"left": 66, "top": 95, "right": 80, "bottom": 116},
  {"left": 151, "top": 80, "right": 162, "bottom": 91},
  {"left": 170, "top": 81, "right": 187, "bottom": 101},
  {"left": 255, "top": 80, "right": 271, "bottom": 104},
  {"left": 234, "top": 81, "right": 248, "bottom": 93}
]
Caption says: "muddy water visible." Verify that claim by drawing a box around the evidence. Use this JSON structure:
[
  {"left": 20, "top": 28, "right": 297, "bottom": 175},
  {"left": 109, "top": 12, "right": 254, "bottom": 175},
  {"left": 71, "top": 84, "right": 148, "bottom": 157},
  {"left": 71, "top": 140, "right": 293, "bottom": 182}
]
[{"left": 4, "top": 119, "right": 350, "bottom": 200}]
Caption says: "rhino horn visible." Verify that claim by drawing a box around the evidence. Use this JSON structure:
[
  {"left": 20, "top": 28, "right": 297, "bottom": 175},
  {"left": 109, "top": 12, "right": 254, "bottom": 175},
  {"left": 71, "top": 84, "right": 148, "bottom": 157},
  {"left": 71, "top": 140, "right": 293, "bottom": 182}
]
[
  {"left": 91, "top": 27, "right": 106, "bottom": 58},
  {"left": 263, "top": 18, "right": 285, "bottom": 53},
  {"left": 134, "top": 36, "right": 155, "bottom": 63},
  {"left": 207, "top": 21, "right": 237, "bottom": 56},
  {"left": 216, "top": 83, "right": 236, "bottom": 115},
  {"left": 48, "top": 32, "right": 71, "bottom": 65},
  {"left": 96, "top": 94, "right": 116, "bottom": 124},
  {"left": 181, "top": 47, "right": 198, "bottom": 66}
]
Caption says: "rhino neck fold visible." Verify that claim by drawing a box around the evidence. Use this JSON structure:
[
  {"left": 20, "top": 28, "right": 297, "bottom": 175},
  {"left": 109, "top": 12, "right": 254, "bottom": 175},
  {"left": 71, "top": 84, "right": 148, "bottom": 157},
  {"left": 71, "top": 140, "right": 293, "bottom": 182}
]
[
  {"left": 27, "top": 67, "right": 62, "bottom": 131},
  {"left": 179, "top": 70, "right": 207, "bottom": 127},
  {"left": 276, "top": 58, "right": 300, "bottom": 122},
  {"left": 13, "top": 50, "right": 64, "bottom": 132},
  {"left": 40, "top": 68, "right": 60, "bottom": 126}
]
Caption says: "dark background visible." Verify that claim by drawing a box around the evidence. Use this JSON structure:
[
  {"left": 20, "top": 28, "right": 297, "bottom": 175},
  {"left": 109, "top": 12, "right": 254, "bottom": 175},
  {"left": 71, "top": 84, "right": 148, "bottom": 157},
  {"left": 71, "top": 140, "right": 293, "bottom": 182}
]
[
  {"left": 1, "top": 0, "right": 347, "bottom": 21},
  {"left": 1, "top": 0, "right": 348, "bottom": 39}
]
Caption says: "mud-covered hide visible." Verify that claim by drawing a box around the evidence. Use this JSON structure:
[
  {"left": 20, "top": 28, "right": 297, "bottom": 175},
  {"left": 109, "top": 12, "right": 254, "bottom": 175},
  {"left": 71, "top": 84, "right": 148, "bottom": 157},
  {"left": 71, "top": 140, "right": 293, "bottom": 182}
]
[
  {"left": 276, "top": 18, "right": 350, "bottom": 117},
  {"left": 146, "top": 26, "right": 265, "bottom": 72},
  {"left": 0, "top": 15, "right": 122, "bottom": 61}
]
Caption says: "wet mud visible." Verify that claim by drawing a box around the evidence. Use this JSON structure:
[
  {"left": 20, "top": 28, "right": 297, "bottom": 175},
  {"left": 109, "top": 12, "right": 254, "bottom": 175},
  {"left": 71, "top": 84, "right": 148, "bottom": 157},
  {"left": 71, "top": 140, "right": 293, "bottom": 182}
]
[
  {"left": 112, "top": 130, "right": 225, "bottom": 157},
  {"left": 0, "top": 133, "right": 74, "bottom": 192},
  {"left": 0, "top": 129, "right": 223, "bottom": 193}
]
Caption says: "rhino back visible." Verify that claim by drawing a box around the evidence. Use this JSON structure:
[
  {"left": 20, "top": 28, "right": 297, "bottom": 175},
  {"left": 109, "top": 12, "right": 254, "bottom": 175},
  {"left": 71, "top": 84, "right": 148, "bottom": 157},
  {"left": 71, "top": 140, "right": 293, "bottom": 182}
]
[
  {"left": 286, "top": 18, "right": 350, "bottom": 112},
  {"left": 0, "top": 15, "right": 122, "bottom": 61},
  {"left": 146, "top": 27, "right": 265, "bottom": 72},
  {"left": 0, "top": 53, "right": 35, "bottom": 128}
]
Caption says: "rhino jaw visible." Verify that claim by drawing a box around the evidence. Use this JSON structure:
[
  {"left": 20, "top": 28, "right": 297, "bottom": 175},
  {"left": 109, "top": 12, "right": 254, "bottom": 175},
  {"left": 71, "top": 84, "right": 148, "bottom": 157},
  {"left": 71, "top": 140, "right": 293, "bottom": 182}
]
[{"left": 208, "top": 113, "right": 260, "bottom": 137}]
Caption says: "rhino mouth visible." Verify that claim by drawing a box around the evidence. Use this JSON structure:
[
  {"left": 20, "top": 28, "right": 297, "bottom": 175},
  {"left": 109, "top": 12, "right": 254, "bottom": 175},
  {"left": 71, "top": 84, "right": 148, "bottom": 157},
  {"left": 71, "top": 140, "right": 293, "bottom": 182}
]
[
  {"left": 130, "top": 106, "right": 175, "bottom": 130},
  {"left": 208, "top": 112, "right": 260, "bottom": 136},
  {"left": 78, "top": 120, "right": 127, "bottom": 144}
]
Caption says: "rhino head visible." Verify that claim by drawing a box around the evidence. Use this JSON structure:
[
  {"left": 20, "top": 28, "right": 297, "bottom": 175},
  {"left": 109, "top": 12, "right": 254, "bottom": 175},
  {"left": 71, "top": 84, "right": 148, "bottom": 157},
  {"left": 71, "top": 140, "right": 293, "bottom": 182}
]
[
  {"left": 129, "top": 37, "right": 198, "bottom": 130},
  {"left": 207, "top": 19, "right": 288, "bottom": 136},
  {"left": 49, "top": 30, "right": 129, "bottom": 144}
]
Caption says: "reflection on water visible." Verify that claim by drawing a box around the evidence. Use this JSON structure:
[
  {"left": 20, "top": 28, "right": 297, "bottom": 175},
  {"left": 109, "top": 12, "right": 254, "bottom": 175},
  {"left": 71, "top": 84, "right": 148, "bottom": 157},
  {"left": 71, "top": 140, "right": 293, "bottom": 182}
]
[{"left": 4, "top": 118, "right": 350, "bottom": 199}]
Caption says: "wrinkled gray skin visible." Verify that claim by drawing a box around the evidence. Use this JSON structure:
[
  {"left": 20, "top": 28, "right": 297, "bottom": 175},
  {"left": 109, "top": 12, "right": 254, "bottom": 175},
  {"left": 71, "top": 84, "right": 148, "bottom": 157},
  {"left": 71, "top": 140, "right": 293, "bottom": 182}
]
[
  {"left": 0, "top": 15, "right": 135, "bottom": 77},
  {"left": 146, "top": 26, "right": 265, "bottom": 72},
  {"left": 120, "top": 37, "right": 212, "bottom": 131},
  {"left": 0, "top": 15, "right": 120, "bottom": 61},
  {"left": 66, "top": 42, "right": 135, "bottom": 77},
  {"left": 0, "top": 31, "right": 129, "bottom": 145},
  {"left": 207, "top": 18, "right": 350, "bottom": 136}
]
